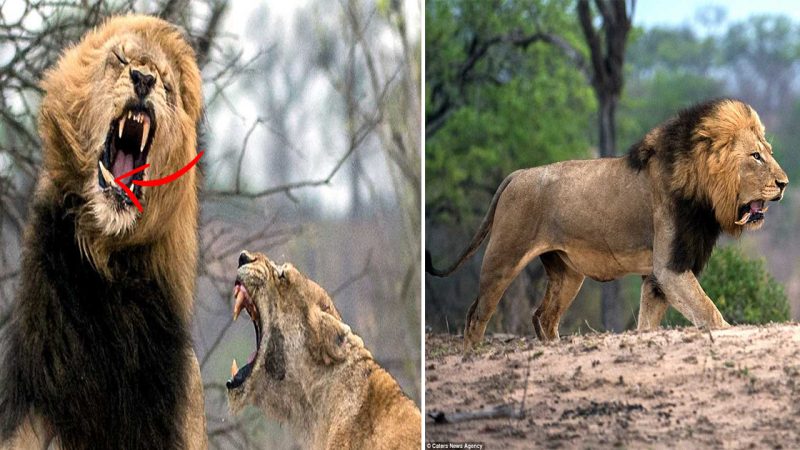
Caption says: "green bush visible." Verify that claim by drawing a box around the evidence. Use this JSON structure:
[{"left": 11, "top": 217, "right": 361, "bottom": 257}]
[{"left": 664, "top": 245, "right": 789, "bottom": 326}]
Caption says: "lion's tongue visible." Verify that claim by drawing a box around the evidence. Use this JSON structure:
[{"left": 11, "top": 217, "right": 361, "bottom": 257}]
[
  {"left": 735, "top": 200, "right": 767, "bottom": 225},
  {"left": 112, "top": 151, "right": 135, "bottom": 184}
]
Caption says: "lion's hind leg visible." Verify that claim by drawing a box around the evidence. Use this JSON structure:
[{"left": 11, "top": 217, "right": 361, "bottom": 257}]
[
  {"left": 532, "top": 252, "right": 585, "bottom": 341},
  {"left": 463, "top": 239, "right": 547, "bottom": 352},
  {"left": 637, "top": 274, "right": 669, "bottom": 330}
]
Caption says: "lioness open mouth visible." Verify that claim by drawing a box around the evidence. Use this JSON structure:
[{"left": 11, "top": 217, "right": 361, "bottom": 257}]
[
  {"left": 735, "top": 200, "right": 768, "bottom": 225},
  {"left": 227, "top": 279, "right": 262, "bottom": 390},
  {"left": 97, "top": 104, "right": 156, "bottom": 205}
]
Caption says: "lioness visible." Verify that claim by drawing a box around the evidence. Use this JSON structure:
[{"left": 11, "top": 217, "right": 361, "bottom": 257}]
[
  {"left": 427, "top": 99, "right": 788, "bottom": 349},
  {"left": 226, "top": 251, "right": 421, "bottom": 449}
]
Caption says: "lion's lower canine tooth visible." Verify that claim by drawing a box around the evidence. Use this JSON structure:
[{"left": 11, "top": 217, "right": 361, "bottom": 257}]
[
  {"left": 98, "top": 161, "right": 114, "bottom": 184},
  {"left": 734, "top": 212, "right": 751, "bottom": 225},
  {"left": 119, "top": 117, "right": 125, "bottom": 138},
  {"left": 231, "top": 359, "right": 238, "bottom": 377}
]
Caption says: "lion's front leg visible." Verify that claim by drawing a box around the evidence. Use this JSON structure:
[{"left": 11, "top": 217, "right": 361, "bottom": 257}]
[
  {"left": 654, "top": 269, "right": 729, "bottom": 329},
  {"left": 650, "top": 196, "right": 729, "bottom": 330},
  {"left": 1, "top": 414, "right": 56, "bottom": 450}
]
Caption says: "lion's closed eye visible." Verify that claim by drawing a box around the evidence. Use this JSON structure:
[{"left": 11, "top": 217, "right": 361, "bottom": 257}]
[{"left": 112, "top": 49, "right": 128, "bottom": 65}]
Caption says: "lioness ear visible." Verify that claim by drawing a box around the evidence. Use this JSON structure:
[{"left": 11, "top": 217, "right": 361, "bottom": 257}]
[{"left": 309, "top": 312, "right": 351, "bottom": 365}]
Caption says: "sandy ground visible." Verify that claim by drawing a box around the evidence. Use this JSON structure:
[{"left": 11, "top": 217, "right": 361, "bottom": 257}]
[{"left": 425, "top": 324, "right": 800, "bottom": 449}]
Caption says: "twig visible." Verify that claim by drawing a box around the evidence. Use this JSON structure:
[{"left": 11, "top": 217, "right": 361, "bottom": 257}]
[
  {"left": 427, "top": 404, "right": 524, "bottom": 424},
  {"left": 584, "top": 319, "right": 600, "bottom": 334}
]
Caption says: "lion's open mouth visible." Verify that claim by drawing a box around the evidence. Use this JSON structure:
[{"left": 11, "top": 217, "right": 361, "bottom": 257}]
[
  {"left": 735, "top": 200, "right": 768, "bottom": 225},
  {"left": 227, "top": 279, "right": 262, "bottom": 390},
  {"left": 97, "top": 104, "right": 156, "bottom": 205}
]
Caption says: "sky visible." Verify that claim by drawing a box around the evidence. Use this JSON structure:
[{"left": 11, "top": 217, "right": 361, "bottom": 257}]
[{"left": 635, "top": 0, "right": 800, "bottom": 28}]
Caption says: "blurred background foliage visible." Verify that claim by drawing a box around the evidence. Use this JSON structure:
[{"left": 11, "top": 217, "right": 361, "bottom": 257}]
[
  {"left": 425, "top": 0, "right": 800, "bottom": 336},
  {"left": 0, "top": 1, "right": 420, "bottom": 448}
]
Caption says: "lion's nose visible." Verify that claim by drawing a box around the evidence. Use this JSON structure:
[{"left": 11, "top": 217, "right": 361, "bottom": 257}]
[
  {"left": 130, "top": 69, "right": 156, "bottom": 98},
  {"left": 777, "top": 179, "right": 788, "bottom": 191},
  {"left": 238, "top": 251, "right": 256, "bottom": 268}
]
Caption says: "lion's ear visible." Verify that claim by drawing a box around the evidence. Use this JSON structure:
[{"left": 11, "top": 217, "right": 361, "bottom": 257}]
[
  {"left": 309, "top": 312, "right": 351, "bottom": 366},
  {"left": 177, "top": 58, "right": 203, "bottom": 122}
]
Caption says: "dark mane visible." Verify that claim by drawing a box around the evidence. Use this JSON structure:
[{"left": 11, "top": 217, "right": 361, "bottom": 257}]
[
  {"left": 0, "top": 196, "right": 190, "bottom": 450},
  {"left": 626, "top": 98, "right": 734, "bottom": 172},
  {"left": 625, "top": 98, "right": 739, "bottom": 274}
]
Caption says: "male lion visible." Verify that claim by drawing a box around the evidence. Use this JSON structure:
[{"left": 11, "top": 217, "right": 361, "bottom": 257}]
[
  {"left": 226, "top": 251, "right": 421, "bottom": 449},
  {"left": 0, "top": 16, "right": 206, "bottom": 449},
  {"left": 427, "top": 99, "right": 788, "bottom": 350}
]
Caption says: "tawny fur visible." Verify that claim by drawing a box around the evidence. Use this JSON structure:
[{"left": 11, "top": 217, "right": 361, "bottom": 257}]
[
  {"left": 227, "top": 252, "right": 421, "bottom": 450},
  {"left": 1, "top": 15, "right": 206, "bottom": 449},
  {"left": 39, "top": 15, "right": 202, "bottom": 318},
  {"left": 427, "top": 99, "right": 788, "bottom": 350}
]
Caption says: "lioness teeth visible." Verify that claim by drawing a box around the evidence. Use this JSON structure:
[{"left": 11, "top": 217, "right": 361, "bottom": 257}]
[
  {"left": 231, "top": 359, "right": 238, "bottom": 377},
  {"left": 118, "top": 117, "right": 125, "bottom": 138},
  {"left": 735, "top": 212, "right": 751, "bottom": 225},
  {"left": 762, "top": 206, "right": 769, "bottom": 213},
  {"left": 99, "top": 161, "right": 114, "bottom": 184},
  {"left": 233, "top": 287, "right": 245, "bottom": 321},
  {"left": 141, "top": 118, "right": 149, "bottom": 153}
]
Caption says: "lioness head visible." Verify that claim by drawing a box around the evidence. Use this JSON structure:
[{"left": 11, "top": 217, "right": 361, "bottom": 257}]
[
  {"left": 226, "top": 251, "right": 366, "bottom": 418},
  {"left": 39, "top": 15, "right": 202, "bottom": 237},
  {"left": 671, "top": 99, "right": 788, "bottom": 234}
]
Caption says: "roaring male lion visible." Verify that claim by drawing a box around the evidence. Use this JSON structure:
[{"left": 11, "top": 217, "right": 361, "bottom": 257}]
[
  {"left": 226, "top": 251, "right": 421, "bottom": 449},
  {"left": 427, "top": 99, "right": 788, "bottom": 350},
  {"left": 0, "top": 16, "right": 206, "bottom": 449}
]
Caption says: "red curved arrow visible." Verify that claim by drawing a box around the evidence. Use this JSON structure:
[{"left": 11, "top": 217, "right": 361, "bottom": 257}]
[{"left": 113, "top": 150, "right": 204, "bottom": 212}]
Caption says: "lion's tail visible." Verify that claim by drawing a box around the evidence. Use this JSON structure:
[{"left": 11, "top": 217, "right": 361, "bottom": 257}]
[{"left": 426, "top": 171, "right": 519, "bottom": 278}]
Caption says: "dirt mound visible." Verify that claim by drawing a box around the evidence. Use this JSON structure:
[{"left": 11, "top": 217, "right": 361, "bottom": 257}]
[{"left": 425, "top": 324, "right": 800, "bottom": 449}]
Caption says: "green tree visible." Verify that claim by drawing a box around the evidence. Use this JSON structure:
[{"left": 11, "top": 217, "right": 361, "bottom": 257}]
[{"left": 425, "top": 0, "right": 594, "bottom": 224}]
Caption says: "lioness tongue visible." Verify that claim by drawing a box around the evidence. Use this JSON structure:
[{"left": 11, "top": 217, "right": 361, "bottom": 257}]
[{"left": 112, "top": 151, "right": 135, "bottom": 183}]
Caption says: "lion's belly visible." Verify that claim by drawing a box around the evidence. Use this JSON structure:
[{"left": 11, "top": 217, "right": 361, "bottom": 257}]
[
  {"left": 533, "top": 157, "right": 655, "bottom": 280},
  {"left": 558, "top": 247, "right": 653, "bottom": 281}
]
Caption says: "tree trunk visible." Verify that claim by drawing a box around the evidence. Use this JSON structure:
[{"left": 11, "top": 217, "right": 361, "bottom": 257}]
[
  {"left": 598, "top": 95, "right": 625, "bottom": 332},
  {"left": 597, "top": 95, "right": 617, "bottom": 158},
  {"left": 577, "top": 0, "right": 634, "bottom": 333}
]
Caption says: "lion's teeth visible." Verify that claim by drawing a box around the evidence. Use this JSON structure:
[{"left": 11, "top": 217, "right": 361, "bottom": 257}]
[
  {"left": 735, "top": 212, "right": 751, "bottom": 225},
  {"left": 141, "top": 118, "right": 150, "bottom": 153},
  {"left": 231, "top": 359, "right": 238, "bottom": 377},
  {"left": 128, "top": 111, "right": 132, "bottom": 119},
  {"left": 118, "top": 117, "right": 125, "bottom": 138},
  {"left": 762, "top": 206, "right": 769, "bottom": 213},
  {"left": 98, "top": 161, "right": 114, "bottom": 184},
  {"left": 233, "top": 287, "right": 245, "bottom": 321}
]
